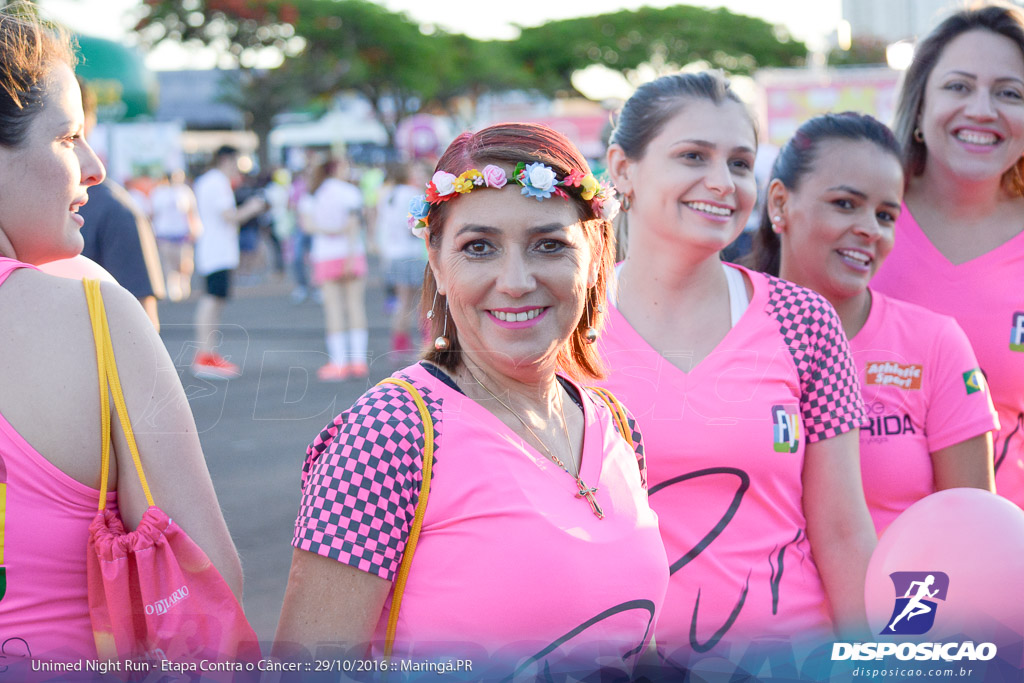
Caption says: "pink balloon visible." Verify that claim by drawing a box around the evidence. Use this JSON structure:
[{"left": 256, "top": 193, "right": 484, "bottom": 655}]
[
  {"left": 865, "top": 488, "right": 1024, "bottom": 646},
  {"left": 37, "top": 255, "right": 117, "bottom": 283}
]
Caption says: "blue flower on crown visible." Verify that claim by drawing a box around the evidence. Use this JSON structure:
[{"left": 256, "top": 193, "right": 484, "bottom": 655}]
[
  {"left": 516, "top": 162, "right": 559, "bottom": 200},
  {"left": 408, "top": 195, "right": 430, "bottom": 221}
]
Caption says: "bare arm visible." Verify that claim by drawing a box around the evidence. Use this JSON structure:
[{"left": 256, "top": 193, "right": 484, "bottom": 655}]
[
  {"left": 802, "top": 429, "right": 876, "bottom": 640},
  {"left": 932, "top": 433, "right": 995, "bottom": 493},
  {"left": 274, "top": 549, "right": 391, "bottom": 659},
  {"left": 221, "top": 196, "right": 266, "bottom": 227},
  {"left": 100, "top": 281, "right": 243, "bottom": 599}
]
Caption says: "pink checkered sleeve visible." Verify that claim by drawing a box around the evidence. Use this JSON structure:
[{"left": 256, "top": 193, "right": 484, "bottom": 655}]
[
  {"left": 765, "top": 276, "right": 867, "bottom": 442},
  {"left": 625, "top": 408, "right": 647, "bottom": 491},
  {"left": 292, "top": 379, "right": 442, "bottom": 581}
]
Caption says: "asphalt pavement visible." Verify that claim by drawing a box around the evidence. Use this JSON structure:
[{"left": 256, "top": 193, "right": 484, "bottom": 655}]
[{"left": 157, "top": 264, "right": 416, "bottom": 645}]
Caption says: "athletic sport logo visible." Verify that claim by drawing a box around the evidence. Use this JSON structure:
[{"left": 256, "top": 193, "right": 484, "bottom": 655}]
[
  {"left": 864, "top": 362, "right": 923, "bottom": 390},
  {"left": 881, "top": 572, "right": 949, "bottom": 635},
  {"left": 963, "top": 368, "right": 985, "bottom": 395},
  {"left": 1011, "top": 312, "right": 1024, "bottom": 352},
  {"left": 771, "top": 404, "right": 800, "bottom": 453}
]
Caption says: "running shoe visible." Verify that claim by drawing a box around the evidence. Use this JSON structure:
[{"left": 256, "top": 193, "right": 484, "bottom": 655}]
[
  {"left": 192, "top": 351, "right": 241, "bottom": 379},
  {"left": 317, "top": 363, "right": 350, "bottom": 382}
]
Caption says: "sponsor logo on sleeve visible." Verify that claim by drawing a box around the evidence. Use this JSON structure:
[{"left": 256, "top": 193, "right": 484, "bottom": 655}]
[
  {"left": 1010, "top": 312, "right": 1024, "bottom": 352},
  {"left": 771, "top": 404, "right": 800, "bottom": 453},
  {"left": 865, "top": 362, "right": 923, "bottom": 390}
]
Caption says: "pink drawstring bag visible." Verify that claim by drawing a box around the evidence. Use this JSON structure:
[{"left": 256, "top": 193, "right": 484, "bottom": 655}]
[{"left": 83, "top": 279, "right": 260, "bottom": 664}]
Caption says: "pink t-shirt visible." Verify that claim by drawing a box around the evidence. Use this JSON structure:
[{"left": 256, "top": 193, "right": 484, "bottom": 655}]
[
  {"left": 597, "top": 265, "right": 866, "bottom": 664},
  {"left": 851, "top": 290, "right": 999, "bottom": 535},
  {"left": 0, "top": 257, "right": 118, "bottom": 663},
  {"left": 293, "top": 362, "right": 668, "bottom": 676},
  {"left": 873, "top": 207, "right": 1024, "bottom": 509}
]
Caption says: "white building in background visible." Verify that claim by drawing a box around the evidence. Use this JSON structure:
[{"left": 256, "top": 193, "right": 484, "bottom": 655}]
[{"left": 841, "top": 0, "right": 965, "bottom": 42}]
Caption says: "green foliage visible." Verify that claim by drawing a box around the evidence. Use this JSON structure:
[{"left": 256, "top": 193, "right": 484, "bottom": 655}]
[
  {"left": 135, "top": 0, "right": 302, "bottom": 65},
  {"left": 827, "top": 37, "right": 889, "bottom": 67},
  {"left": 514, "top": 6, "right": 806, "bottom": 95},
  {"left": 132, "top": 1, "right": 809, "bottom": 145}
]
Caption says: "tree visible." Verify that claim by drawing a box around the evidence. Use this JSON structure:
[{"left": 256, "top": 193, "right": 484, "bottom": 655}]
[
  {"left": 283, "top": 0, "right": 439, "bottom": 145},
  {"left": 133, "top": 0, "right": 512, "bottom": 148},
  {"left": 216, "top": 64, "right": 308, "bottom": 171},
  {"left": 512, "top": 5, "right": 807, "bottom": 96},
  {"left": 135, "top": 0, "right": 302, "bottom": 68},
  {"left": 828, "top": 37, "right": 889, "bottom": 67},
  {"left": 135, "top": 0, "right": 309, "bottom": 169},
  {"left": 132, "top": 1, "right": 809, "bottom": 156}
]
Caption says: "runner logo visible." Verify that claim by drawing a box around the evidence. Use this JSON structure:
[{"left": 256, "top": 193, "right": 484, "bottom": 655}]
[
  {"left": 962, "top": 368, "right": 985, "bottom": 395},
  {"left": 881, "top": 571, "right": 949, "bottom": 635},
  {"left": 1011, "top": 312, "right": 1024, "bottom": 352},
  {"left": 865, "top": 362, "right": 923, "bottom": 390},
  {"left": 772, "top": 405, "right": 800, "bottom": 453}
]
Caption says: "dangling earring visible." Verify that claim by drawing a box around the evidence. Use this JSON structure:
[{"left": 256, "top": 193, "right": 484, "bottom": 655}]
[
  {"left": 434, "top": 302, "right": 450, "bottom": 351},
  {"left": 583, "top": 297, "right": 600, "bottom": 344},
  {"left": 914, "top": 127, "right": 924, "bottom": 143},
  {"left": 426, "top": 290, "right": 438, "bottom": 320},
  {"left": 771, "top": 215, "right": 783, "bottom": 234},
  {"left": 619, "top": 194, "right": 632, "bottom": 213}
]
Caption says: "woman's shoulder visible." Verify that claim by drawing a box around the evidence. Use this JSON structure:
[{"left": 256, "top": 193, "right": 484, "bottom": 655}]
[
  {"left": 302, "top": 364, "right": 445, "bottom": 486},
  {"left": 871, "top": 289, "right": 958, "bottom": 333},
  {"left": 754, "top": 272, "right": 846, "bottom": 344},
  {"left": 308, "top": 365, "right": 444, "bottom": 453}
]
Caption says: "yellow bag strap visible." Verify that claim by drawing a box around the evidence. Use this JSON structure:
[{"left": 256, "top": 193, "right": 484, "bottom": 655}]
[
  {"left": 84, "top": 279, "right": 155, "bottom": 511},
  {"left": 588, "top": 386, "right": 633, "bottom": 448},
  {"left": 376, "top": 377, "right": 435, "bottom": 659}
]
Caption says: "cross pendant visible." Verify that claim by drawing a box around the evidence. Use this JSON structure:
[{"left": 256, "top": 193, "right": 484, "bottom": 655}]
[{"left": 575, "top": 478, "right": 604, "bottom": 520}]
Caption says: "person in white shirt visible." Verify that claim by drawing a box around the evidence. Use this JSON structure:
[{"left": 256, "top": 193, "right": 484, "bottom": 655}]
[
  {"left": 191, "top": 145, "right": 266, "bottom": 379},
  {"left": 306, "top": 157, "right": 368, "bottom": 381}
]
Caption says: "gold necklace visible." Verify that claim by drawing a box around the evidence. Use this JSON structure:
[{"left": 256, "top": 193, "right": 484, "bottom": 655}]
[{"left": 465, "top": 367, "right": 604, "bottom": 520}]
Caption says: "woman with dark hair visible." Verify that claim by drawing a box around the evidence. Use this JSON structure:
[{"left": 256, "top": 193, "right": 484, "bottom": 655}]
[
  {"left": 275, "top": 123, "right": 667, "bottom": 676},
  {"left": 872, "top": 2, "right": 1024, "bottom": 510},
  {"left": 600, "top": 72, "right": 876, "bottom": 667},
  {"left": 748, "top": 112, "right": 997, "bottom": 536},
  {"left": 0, "top": 6, "right": 243, "bottom": 663}
]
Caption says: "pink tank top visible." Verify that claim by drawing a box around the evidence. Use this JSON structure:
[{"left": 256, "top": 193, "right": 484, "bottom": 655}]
[{"left": 0, "top": 256, "right": 117, "bottom": 662}]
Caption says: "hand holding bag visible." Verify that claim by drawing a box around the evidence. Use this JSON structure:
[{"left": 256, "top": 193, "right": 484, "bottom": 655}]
[{"left": 83, "top": 279, "right": 260, "bottom": 664}]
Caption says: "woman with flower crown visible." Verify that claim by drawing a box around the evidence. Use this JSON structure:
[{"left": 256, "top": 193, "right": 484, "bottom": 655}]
[
  {"left": 598, "top": 71, "right": 878, "bottom": 672},
  {"left": 274, "top": 123, "right": 668, "bottom": 678}
]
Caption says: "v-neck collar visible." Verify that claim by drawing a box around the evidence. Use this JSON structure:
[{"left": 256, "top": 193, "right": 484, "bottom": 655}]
[
  {"left": 898, "top": 202, "right": 1024, "bottom": 273},
  {"left": 412, "top": 362, "right": 599, "bottom": 487},
  {"left": 606, "top": 263, "right": 764, "bottom": 378}
]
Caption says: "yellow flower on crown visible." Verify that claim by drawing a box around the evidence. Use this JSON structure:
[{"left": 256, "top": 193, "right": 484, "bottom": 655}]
[
  {"left": 455, "top": 169, "right": 484, "bottom": 194},
  {"left": 580, "top": 174, "right": 600, "bottom": 201}
]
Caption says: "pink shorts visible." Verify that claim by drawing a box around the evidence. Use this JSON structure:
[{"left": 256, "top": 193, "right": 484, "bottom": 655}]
[{"left": 312, "top": 254, "right": 368, "bottom": 285}]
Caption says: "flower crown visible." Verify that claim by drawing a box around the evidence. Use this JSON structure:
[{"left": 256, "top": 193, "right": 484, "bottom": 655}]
[{"left": 407, "top": 162, "right": 617, "bottom": 238}]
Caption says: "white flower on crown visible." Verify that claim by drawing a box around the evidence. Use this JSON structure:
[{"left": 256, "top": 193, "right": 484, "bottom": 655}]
[
  {"left": 431, "top": 171, "right": 457, "bottom": 197},
  {"left": 526, "top": 164, "right": 557, "bottom": 192}
]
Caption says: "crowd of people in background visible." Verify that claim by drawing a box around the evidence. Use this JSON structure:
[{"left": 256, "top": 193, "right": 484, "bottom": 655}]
[{"left": 101, "top": 148, "right": 439, "bottom": 383}]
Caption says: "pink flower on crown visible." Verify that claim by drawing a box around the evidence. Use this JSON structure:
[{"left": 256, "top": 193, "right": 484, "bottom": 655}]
[
  {"left": 482, "top": 165, "right": 507, "bottom": 188},
  {"left": 563, "top": 168, "right": 585, "bottom": 188}
]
